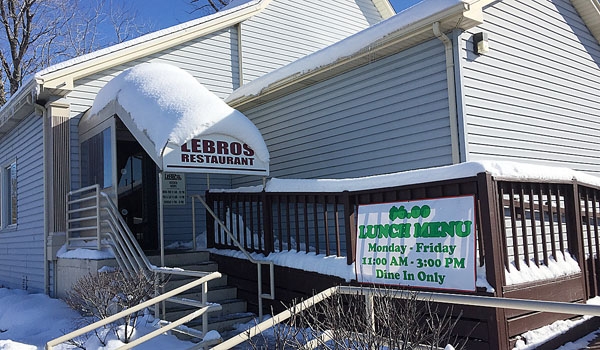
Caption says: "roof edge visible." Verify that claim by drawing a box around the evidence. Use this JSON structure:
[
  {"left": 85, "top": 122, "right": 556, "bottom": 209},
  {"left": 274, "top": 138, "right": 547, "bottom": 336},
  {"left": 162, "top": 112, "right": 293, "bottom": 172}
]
[
  {"left": 227, "top": 1, "right": 483, "bottom": 109},
  {"left": 37, "top": 0, "right": 273, "bottom": 92},
  {"left": 373, "top": 0, "right": 396, "bottom": 19},
  {"left": 571, "top": 0, "right": 600, "bottom": 44}
]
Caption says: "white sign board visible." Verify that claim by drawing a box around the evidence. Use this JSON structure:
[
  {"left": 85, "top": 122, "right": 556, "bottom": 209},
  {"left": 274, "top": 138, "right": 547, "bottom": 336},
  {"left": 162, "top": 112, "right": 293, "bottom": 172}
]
[
  {"left": 162, "top": 133, "right": 268, "bottom": 175},
  {"left": 162, "top": 172, "right": 186, "bottom": 206},
  {"left": 355, "top": 196, "right": 477, "bottom": 292}
]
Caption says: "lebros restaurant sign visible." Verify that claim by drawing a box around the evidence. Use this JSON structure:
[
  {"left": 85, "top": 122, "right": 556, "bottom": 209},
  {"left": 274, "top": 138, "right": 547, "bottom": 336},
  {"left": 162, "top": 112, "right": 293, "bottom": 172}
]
[
  {"left": 162, "top": 134, "right": 268, "bottom": 175},
  {"left": 355, "top": 196, "right": 476, "bottom": 292}
]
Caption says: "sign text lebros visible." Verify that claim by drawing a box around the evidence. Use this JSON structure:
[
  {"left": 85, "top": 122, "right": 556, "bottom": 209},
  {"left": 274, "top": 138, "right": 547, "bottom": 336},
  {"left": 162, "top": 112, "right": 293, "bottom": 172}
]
[
  {"left": 355, "top": 196, "right": 477, "bottom": 292},
  {"left": 162, "top": 133, "right": 268, "bottom": 176}
]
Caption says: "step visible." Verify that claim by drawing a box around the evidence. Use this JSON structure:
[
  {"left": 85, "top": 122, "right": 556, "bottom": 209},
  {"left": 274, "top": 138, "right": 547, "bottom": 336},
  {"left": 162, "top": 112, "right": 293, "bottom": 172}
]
[
  {"left": 179, "top": 285, "right": 238, "bottom": 303},
  {"left": 147, "top": 251, "right": 211, "bottom": 266},
  {"left": 188, "top": 312, "right": 256, "bottom": 333},
  {"left": 164, "top": 298, "right": 247, "bottom": 321},
  {"left": 160, "top": 262, "right": 220, "bottom": 273},
  {"left": 165, "top": 274, "right": 228, "bottom": 290}
]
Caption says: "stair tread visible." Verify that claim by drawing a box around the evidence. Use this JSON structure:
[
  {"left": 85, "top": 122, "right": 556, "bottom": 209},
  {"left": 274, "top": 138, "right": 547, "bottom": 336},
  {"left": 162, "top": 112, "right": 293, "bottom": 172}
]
[{"left": 166, "top": 298, "right": 246, "bottom": 310}]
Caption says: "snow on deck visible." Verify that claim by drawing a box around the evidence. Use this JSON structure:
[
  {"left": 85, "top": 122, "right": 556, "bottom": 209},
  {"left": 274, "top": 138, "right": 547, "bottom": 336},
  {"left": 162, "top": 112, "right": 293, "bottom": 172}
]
[{"left": 211, "top": 160, "right": 600, "bottom": 193}]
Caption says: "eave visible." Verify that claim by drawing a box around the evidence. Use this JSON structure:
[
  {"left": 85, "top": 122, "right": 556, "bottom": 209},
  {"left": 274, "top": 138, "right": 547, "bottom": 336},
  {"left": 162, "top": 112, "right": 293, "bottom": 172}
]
[
  {"left": 373, "top": 0, "right": 396, "bottom": 19},
  {"left": 35, "top": 0, "right": 274, "bottom": 95},
  {"left": 571, "top": 0, "right": 600, "bottom": 44},
  {"left": 228, "top": 1, "right": 485, "bottom": 110},
  {"left": 0, "top": 79, "right": 37, "bottom": 140}
]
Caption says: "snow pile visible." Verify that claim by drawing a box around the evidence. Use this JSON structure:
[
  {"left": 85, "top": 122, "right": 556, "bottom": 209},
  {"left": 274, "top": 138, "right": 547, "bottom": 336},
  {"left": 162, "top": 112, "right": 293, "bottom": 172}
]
[
  {"left": 505, "top": 252, "right": 581, "bottom": 285},
  {"left": 0, "top": 288, "right": 199, "bottom": 349},
  {"left": 208, "top": 248, "right": 356, "bottom": 282},
  {"left": 88, "top": 62, "right": 269, "bottom": 162},
  {"left": 56, "top": 244, "right": 115, "bottom": 260},
  {"left": 513, "top": 298, "right": 600, "bottom": 349}
]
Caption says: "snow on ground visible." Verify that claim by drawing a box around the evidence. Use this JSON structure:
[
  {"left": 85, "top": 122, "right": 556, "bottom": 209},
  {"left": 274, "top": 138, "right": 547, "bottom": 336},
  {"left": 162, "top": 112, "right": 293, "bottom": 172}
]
[
  {"left": 1, "top": 286, "right": 599, "bottom": 350},
  {"left": 0, "top": 288, "right": 195, "bottom": 350}
]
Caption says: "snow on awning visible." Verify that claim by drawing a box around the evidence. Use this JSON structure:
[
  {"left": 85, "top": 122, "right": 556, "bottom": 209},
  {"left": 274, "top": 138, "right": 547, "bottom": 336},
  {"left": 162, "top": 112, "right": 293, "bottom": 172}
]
[{"left": 87, "top": 62, "right": 269, "bottom": 176}]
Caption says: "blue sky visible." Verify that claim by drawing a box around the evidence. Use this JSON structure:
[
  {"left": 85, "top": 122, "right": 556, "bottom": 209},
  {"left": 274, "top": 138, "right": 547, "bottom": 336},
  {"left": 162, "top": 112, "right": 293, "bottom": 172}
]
[{"left": 133, "top": 0, "right": 424, "bottom": 30}]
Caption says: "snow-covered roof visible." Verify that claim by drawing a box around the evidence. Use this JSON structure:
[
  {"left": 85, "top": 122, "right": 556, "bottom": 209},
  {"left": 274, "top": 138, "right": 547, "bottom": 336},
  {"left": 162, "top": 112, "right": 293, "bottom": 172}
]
[
  {"left": 86, "top": 62, "right": 269, "bottom": 172},
  {"left": 0, "top": 0, "right": 272, "bottom": 137},
  {"left": 226, "top": 0, "right": 480, "bottom": 106}
]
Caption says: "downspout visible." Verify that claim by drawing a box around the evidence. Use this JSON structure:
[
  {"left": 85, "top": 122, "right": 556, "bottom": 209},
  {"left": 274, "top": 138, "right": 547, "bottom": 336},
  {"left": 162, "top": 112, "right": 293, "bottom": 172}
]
[
  {"left": 237, "top": 22, "right": 244, "bottom": 88},
  {"left": 35, "top": 101, "right": 49, "bottom": 295},
  {"left": 433, "top": 22, "right": 460, "bottom": 164}
]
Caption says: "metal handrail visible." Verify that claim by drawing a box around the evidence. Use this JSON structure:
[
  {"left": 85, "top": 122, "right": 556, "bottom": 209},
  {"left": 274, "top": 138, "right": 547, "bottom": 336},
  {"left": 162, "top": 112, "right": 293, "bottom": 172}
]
[
  {"left": 99, "top": 192, "right": 222, "bottom": 334},
  {"left": 192, "top": 194, "right": 275, "bottom": 320},
  {"left": 213, "top": 285, "right": 600, "bottom": 349},
  {"left": 66, "top": 184, "right": 102, "bottom": 250},
  {"left": 65, "top": 188, "right": 225, "bottom": 341},
  {"left": 46, "top": 271, "right": 223, "bottom": 350}
]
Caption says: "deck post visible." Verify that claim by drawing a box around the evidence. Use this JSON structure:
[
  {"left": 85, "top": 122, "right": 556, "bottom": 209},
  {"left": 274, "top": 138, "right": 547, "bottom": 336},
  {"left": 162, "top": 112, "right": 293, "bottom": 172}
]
[
  {"left": 262, "top": 191, "right": 274, "bottom": 255},
  {"left": 205, "top": 191, "right": 216, "bottom": 249},
  {"left": 564, "top": 181, "right": 589, "bottom": 299},
  {"left": 477, "top": 172, "right": 509, "bottom": 349},
  {"left": 343, "top": 191, "right": 356, "bottom": 265}
]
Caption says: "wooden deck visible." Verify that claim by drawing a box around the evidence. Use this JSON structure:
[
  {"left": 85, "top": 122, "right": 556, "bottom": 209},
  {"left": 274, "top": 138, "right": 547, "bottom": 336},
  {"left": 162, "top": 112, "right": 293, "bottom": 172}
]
[{"left": 206, "top": 171, "right": 600, "bottom": 349}]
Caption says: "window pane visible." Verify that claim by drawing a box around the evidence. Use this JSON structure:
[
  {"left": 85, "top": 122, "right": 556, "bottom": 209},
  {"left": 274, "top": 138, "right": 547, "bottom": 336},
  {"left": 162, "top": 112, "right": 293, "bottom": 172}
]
[
  {"left": 81, "top": 127, "right": 112, "bottom": 188},
  {"left": 103, "top": 128, "right": 112, "bottom": 188},
  {"left": 8, "top": 162, "right": 16, "bottom": 225},
  {"left": 3, "top": 162, "right": 17, "bottom": 226}
]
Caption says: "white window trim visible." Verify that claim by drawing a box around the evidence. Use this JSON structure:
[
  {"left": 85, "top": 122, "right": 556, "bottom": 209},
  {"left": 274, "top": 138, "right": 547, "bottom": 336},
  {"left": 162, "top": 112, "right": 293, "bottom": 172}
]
[{"left": 1, "top": 159, "right": 17, "bottom": 229}]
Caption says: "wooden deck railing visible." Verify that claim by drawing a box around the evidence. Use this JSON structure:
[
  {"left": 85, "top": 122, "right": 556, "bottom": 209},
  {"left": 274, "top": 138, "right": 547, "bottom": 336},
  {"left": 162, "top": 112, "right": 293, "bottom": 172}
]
[
  {"left": 206, "top": 173, "right": 600, "bottom": 300},
  {"left": 205, "top": 171, "right": 600, "bottom": 348}
]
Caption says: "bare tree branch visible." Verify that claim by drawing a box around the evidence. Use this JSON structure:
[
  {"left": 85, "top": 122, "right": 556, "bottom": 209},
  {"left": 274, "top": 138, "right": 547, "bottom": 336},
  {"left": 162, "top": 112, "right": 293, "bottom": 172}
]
[
  {"left": 188, "top": 0, "right": 231, "bottom": 15},
  {"left": 0, "top": 0, "right": 152, "bottom": 105}
]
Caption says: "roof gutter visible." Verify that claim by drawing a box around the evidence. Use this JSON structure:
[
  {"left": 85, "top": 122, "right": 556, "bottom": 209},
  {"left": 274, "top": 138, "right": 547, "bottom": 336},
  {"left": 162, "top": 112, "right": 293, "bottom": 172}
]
[
  {"left": 433, "top": 21, "right": 460, "bottom": 164},
  {"left": 0, "top": 79, "right": 38, "bottom": 139},
  {"left": 228, "top": 1, "right": 483, "bottom": 110}
]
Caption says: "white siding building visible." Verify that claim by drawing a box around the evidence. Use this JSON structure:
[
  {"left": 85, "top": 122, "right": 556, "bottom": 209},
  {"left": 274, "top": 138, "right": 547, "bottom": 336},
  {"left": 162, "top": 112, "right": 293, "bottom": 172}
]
[{"left": 0, "top": 0, "right": 392, "bottom": 295}]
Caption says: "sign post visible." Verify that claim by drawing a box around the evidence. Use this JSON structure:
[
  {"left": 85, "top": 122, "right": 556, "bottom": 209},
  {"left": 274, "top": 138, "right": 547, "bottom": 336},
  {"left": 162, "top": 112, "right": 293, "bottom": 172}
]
[{"left": 355, "top": 196, "right": 477, "bottom": 292}]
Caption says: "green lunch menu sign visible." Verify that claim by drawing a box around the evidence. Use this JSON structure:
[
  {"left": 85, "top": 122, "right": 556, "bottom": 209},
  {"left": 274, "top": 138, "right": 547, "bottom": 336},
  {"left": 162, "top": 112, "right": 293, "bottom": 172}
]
[{"left": 355, "top": 196, "right": 477, "bottom": 292}]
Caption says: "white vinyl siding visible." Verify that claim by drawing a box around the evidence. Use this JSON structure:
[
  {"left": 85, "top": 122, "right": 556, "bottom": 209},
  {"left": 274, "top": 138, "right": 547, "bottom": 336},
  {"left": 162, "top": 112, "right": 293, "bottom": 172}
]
[
  {"left": 461, "top": 0, "right": 600, "bottom": 175},
  {"left": 240, "top": 0, "right": 379, "bottom": 83},
  {"left": 0, "top": 114, "right": 45, "bottom": 292},
  {"left": 235, "top": 38, "right": 452, "bottom": 185}
]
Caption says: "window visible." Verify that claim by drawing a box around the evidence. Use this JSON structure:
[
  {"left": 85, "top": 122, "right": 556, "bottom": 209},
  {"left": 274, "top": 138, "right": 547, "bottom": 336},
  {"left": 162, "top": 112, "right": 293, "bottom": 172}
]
[
  {"left": 1, "top": 161, "right": 17, "bottom": 227},
  {"left": 81, "top": 127, "right": 112, "bottom": 188}
]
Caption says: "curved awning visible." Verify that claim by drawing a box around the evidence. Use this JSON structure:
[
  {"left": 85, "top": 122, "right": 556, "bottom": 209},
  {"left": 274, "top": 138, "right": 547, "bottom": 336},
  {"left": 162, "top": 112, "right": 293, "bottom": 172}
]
[{"left": 86, "top": 62, "right": 269, "bottom": 176}]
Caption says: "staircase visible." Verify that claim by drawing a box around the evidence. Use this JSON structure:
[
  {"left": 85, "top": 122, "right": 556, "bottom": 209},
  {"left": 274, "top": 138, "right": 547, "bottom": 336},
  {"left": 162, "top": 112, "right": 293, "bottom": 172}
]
[
  {"left": 148, "top": 251, "right": 255, "bottom": 334},
  {"left": 66, "top": 186, "right": 263, "bottom": 341}
]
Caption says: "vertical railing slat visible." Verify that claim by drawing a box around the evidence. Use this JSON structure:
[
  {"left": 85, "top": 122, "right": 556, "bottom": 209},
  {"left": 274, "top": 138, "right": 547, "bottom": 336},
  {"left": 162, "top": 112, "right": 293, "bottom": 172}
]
[
  {"left": 537, "top": 184, "right": 549, "bottom": 266},
  {"left": 547, "top": 184, "right": 558, "bottom": 259},
  {"left": 556, "top": 186, "right": 566, "bottom": 254},
  {"left": 295, "top": 198, "right": 300, "bottom": 252},
  {"left": 313, "top": 196, "right": 320, "bottom": 256},
  {"left": 324, "top": 195, "right": 330, "bottom": 256},
  {"left": 518, "top": 183, "right": 530, "bottom": 266},
  {"left": 528, "top": 184, "right": 539, "bottom": 267},
  {"left": 304, "top": 195, "right": 309, "bottom": 253},
  {"left": 508, "top": 183, "right": 521, "bottom": 270}
]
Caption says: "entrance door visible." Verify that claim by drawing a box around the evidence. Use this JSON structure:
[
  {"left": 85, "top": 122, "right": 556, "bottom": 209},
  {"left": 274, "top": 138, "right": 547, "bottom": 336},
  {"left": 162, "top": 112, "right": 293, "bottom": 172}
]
[{"left": 116, "top": 121, "right": 159, "bottom": 251}]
